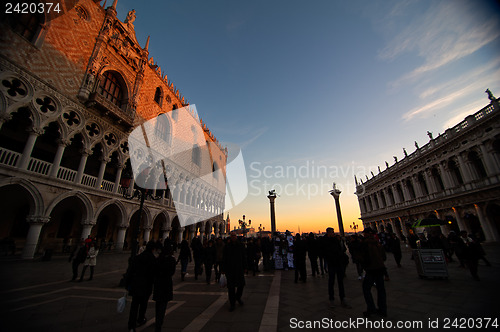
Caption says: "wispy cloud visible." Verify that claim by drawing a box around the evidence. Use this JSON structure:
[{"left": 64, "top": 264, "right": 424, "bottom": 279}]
[
  {"left": 380, "top": 1, "right": 500, "bottom": 87},
  {"left": 402, "top": 66, "right": 500, "bottom": 121},
  {"left": 240, "top": 127, "right": 268, "bottom": 149},
  {"left": 417, "top": 58, "right": 500, "bottom": 99}
]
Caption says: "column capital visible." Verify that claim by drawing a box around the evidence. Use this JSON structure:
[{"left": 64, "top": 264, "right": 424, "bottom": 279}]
[
  {"left": 26, "top": 216, "right": 50, "bottom": 224},
  {"left": 82, "top": 219, "right": 95, "bottom": 226},
  {"left": 80, "top": 148, "right": 93, "bottom": 156}
]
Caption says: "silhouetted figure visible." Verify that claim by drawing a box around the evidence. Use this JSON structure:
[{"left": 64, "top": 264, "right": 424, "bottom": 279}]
[
  {"left": 79, "top": 242, "right": 98, "bottom": 281},
  {"left": 204, "top": 240, "right": 216, "bottom": 284},
  {"left": 321, "top": 227, "right": 350, "bottom": 308},
  {"left": 222, "top": 232, "right": 246, "bottom": 312},
  {"left": 293, "top": 233, "right": 307, "bottom": 283},
  {"left": 306, "top": 233, "right": 320, "bottom": 277},
  {"left": 177, "top": 240, "right": 192, "bottom": 281},
  {"left": 191, "top": 237, "right": 204, "bottom": 280},
  {"left": 68, "top": 241, "right": 87, "bottom": 281},
  {"left": 126, "top": 241, "right": 159, "bottom": 331},
  {"left": 389, "top": 233, "right": 402, "bottom": 267},
  {"left": 360, "top": 227, "right": 387, "bottom": 317},
  {"left": 153, "top": 244, "right": 176, "bottom": 332}
]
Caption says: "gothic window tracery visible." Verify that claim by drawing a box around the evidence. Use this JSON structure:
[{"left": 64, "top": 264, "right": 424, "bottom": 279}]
[{"left": 98, "top": 71, "right": 124, "bottom": 107}]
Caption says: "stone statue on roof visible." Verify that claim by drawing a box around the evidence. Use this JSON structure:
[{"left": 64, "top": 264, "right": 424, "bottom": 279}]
[
  {"left": 486, "top": 89, "right": 495, "bottom": 101},
  {"left": 124, "top": 9, "right": 136, "bottom": 24}
]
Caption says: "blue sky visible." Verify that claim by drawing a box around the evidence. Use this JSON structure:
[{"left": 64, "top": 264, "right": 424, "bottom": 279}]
[{"left": 114, "top": 0, "right": 500, "bottom": 233}]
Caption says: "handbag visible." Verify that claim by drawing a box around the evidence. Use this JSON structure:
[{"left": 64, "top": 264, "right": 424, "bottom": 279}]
[
  {"left": 117, "top": 292, "right": 127, "bottom": 313},
  {"left": 219, "top": 274, "right": 227, "bottom": 288}
]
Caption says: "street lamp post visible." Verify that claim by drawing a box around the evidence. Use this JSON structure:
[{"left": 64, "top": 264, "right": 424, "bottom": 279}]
[
  {"left": 350, "top": 222, "right": 359, "bottom": 233},
  {"left": 329, "top": 183, "right": 345, "bottom": 237},
  {"left": 120, "top": 168, "right": 164, "bottom": 258}
]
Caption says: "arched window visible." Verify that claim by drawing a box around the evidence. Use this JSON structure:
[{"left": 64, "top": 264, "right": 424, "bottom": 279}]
[
  {"left": 418, "top": 173, "right": 429, "bottom": 195},
  {"left": 405, "top": 179, "right": 415, "bottom": 199},
  {"left": 154, "top": 113, "right": 170, "bottom": 143},
  {"left": 448, "top": 160, "right": 464, "bottom": 186},
  {"left": 98, "top": 71, "right": 124, "bottom": 107},
  {"left": 468, "top": 151, "right": 488, "bottom": 179},
  {"left": 192, "top": 144, "right": 201, "bottom": 166},
  {"left": 431, "top": 167, "right": 444, "bottom": 191},
  {"left": 7, "top": 11, "right": 43, "bottom": 42},
  {"left": 213, "top": 162, "right": 219, "bottom": 180},
  {"left": 154, "top": 87, "right": 163, "bottom": 106}
]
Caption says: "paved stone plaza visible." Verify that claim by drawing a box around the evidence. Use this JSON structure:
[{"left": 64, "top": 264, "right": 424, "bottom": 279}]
[{"left": 0, "top": 244, "right": 499, "bottom": 332}]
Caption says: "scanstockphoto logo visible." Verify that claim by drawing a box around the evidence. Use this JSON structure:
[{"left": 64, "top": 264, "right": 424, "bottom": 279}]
[{"left": 127, "top": 105, "right": 248, "bottom": 227}]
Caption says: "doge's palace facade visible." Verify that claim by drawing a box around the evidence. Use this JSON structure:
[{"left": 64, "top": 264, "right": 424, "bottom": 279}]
[{"left": 0, "top": 0, "right": 227, "bottom": 258}]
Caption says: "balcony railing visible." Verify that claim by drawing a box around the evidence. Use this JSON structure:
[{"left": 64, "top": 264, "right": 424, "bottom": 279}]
[
  {"left": 87, "top": 92, "right": 135, "bottom": 127},
  {"left": 0, "top": 148, "right": 20, "bottom": 167}
]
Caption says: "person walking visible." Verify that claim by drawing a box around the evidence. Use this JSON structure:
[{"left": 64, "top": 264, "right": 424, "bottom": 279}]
[
  {"left": 126, "top": 241, "right": 159, "bottom": 332},
  {"left": 360, "top": 227, "right": 387, "bottom": 318},
  {"left": 191, "top": 237, "right": 204, "bottom": 280},
  {"left": 306, "top": 232, "right": 320, "bottom": 277},
  {"left": 348, "top": 235, "right": 365, "bottom": 280},
  {"left": 293, "top": 233, "right": 307, "bottom": 283},
  {"left": 79, "top": 241, "right": 99, "bottom": 281},
  {"left": 68, "top": 241, "right": 87, "bottom": 281},
  {"left": 177, "top": 240, "right": 192, "bottom": 281},
  {"left": 222, "top": 231, "right": 246, "bottom": 312},
  {"left": 389, "top": 233, "right": 402, "bottom": 268},
  {"left": 214, "top": 237, "right": 225, "bottom": 282},
  {"left": 203, "top": 240, "right": 216, "bottom": 284},
  {"left": 321, "top": 227, "right": 350, "bottom": 308},
  {"left": 153, "top": 244, "right": 176, "bottom": 332}
]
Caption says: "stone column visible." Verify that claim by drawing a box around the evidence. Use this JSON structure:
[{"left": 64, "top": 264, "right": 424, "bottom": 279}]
[
  {"left": 49, "top": 139, "right": 69, "bottom": 178},
  {"left": 95, "top": 157, "right": 110, "bottom": 189},
  {"left": 17, "top": 128, "right": 42, "bottom": 170},
  {"left": 412, "top": 175, "right": 423, "bottom": 198},
  {"left": 112, "top": 163, "right": 124, "bottom": 194},
  {"left": 438, "top": 163, "right": 452, "bottom": 189},
  {"left": 391, "top": 184, "right": 402, "bottom": 204},
  {"left": 80, "top": 220, "right": 94, "bottom": 240},
  {"left": 479, "top": 144, "right": 496, "bottom": 176},
  {"left": 143, "top": 227, "right": 152, "bottom": 243},
  {"left": 116, "top": 226, "right": 127, "bottom": 251},
  {"left": 424, "top": 169, "right": 438, "bottom": 194},
  {"left": 452, "top": 207, "right": 470, "bottom": 233},
  {"left": 376, "top": 192, "right": 385, "bottom": 209},
  {"left": 162, "top": 227, "right": 172, "bottom": 242},
  {"left": 475, "top": 204, "right": 498, "bottom": 242},
  {"left": 22, "top": 216, "right": 50, "bottom": 259},
  {"left": 456, "top": 154, "right": 473, "bottom": 183},
  {"left": 75, "top": 149, "right": 92, "bottom": 184},
  {"left": 267, "top": 192, "right": 277, "bottom": 234}
]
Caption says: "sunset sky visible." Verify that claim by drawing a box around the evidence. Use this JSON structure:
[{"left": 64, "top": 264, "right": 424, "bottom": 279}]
[{"left": 115, "top": 0, "right": 500, "bottom": 234}]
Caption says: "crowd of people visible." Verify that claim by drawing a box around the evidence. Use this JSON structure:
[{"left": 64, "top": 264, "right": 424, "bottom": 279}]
[{"left": 64, "top": 225, "right": 490, "bottom": 331}]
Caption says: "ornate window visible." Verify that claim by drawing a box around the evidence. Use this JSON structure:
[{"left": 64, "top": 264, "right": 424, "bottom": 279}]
[
  {"left": 154, "top": 87, "right": 163, "bottom": 106},
  {"left": 7, "top": 11, "right": 43, "bottom": 42},
  {"left": 98, "top": 71, "right": 123, "bottom": 107}
]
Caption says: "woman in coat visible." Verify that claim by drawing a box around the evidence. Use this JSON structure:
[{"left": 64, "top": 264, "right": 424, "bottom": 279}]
[
  {"left": 153, "top": 245, "right": 176, "bottom": 332},
  {"left": 79, "top": 242, "right": 98, "bottom": 281}
]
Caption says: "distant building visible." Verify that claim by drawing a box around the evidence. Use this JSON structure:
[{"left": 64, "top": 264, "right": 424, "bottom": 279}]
[
  {"left": 356, "top": 94, "right": 500, "bottom": 242},
  {"left": 0, "top": 0, "right": 227, "bottom": 258}
]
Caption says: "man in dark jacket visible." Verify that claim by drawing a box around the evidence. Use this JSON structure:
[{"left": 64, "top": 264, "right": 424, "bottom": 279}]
[
  {"left": 153, "top": 244, "right": 176, "bottom": 332},
  {"left": 222, "top": 232, "right": 246, "bottom": 311},
  {"left": 360, "top": 227, "right": 387, "bottom": 317},
  {"left": 321, "top": 227, "right": 350, "bottom": 308},
  {"left": 126, "top": 241, "right": 159, "bottom": 331},
  {"left": 293, "top": 233, "right": 307, "bottom": 282}
]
